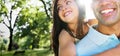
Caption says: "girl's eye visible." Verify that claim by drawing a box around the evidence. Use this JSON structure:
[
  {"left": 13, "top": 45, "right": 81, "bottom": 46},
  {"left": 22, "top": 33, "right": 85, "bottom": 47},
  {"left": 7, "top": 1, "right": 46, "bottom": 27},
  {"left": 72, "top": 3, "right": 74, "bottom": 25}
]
[
  {"left": 57, "top": 6, "right": 63, "bottom": 11},
  {"left": 66, "top": 1, "right": 71, "bottom": 5}
]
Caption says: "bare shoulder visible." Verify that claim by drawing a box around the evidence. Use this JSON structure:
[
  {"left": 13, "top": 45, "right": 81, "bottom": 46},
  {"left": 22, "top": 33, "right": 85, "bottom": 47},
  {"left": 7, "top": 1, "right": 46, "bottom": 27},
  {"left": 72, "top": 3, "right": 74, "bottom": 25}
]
[
  {"left": 59, "top": 29, "right": 74, "bottom": 44},
  {"left": 58, "top": 29, "right": 76, "bottom": 56},
  {"left": 87, "top": 19, "right": 98, "bottom": 26}
]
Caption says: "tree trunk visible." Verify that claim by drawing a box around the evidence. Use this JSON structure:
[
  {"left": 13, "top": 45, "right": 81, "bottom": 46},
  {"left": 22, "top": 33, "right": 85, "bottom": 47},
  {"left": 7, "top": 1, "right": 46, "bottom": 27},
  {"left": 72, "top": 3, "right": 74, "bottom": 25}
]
[{"left": 8, "top": 28, "right": 13, "bottom": 51}]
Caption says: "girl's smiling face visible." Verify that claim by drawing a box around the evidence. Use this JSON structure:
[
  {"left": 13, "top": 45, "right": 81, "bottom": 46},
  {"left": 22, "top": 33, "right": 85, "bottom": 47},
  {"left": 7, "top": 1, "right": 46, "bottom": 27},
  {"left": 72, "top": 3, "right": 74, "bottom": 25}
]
[{"left": 57, "top": 0, "right": 79, "bottom": 24}]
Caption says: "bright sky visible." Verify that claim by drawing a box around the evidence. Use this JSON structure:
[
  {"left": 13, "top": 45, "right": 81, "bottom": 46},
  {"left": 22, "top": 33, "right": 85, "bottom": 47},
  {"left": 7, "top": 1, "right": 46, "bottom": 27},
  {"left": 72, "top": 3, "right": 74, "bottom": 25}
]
[
  {"left": 85, "top": 0, "right": 95, "bottom": 19},
  {"left": 80, "top": 0, "right": 95, "bottom": 21},
  {"left": 0, "top": 0, "right": 95, "bottom": 38},
  {"left": 0, "top": 23, "right": 9, "bottom": 38}
]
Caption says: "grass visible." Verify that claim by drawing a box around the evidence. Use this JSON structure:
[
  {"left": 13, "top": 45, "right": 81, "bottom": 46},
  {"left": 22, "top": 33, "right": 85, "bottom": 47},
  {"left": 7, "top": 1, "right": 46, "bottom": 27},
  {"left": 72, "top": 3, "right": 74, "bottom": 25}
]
[{"left": 0, "top": 48, "right": 54, "bottom": 56}]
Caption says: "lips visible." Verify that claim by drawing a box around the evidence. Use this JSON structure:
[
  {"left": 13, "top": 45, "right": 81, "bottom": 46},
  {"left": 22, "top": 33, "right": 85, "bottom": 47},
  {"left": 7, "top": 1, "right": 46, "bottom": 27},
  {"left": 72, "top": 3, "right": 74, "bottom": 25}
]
[
  {"left": 64, "top": 11, "right": 72, "bottom": 17},
  {"left": 100, "top": 8, "right": 116, "bottom": 17},
  {"left": 101, "top": 8, "right": 114, "bottom": 14},
  {"left": 99, "top": 3, "right": 117, "bottom": 17}
]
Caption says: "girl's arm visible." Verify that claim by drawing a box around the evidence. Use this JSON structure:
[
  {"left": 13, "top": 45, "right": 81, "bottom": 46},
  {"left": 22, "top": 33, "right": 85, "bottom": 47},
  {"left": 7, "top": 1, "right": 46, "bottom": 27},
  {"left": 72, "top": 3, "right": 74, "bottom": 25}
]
[{"left": 59, "top": 29, "right": 76, "bottom": 56}]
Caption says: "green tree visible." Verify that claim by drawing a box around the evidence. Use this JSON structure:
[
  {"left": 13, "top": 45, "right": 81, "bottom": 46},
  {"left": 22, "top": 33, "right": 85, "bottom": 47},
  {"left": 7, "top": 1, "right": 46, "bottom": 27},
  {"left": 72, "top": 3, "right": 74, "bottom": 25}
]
[
  {"left": 0, "top": 0, "right": 52, "bottom": 51},
  {"left": 14, "top": 7, "right": 49, "bottom": 49},
  {"left": 0, "top": 0, "right": 30, "bottom": 51},
  {"left": 14, "top": 0, "right": 52, "bottom": 49}
]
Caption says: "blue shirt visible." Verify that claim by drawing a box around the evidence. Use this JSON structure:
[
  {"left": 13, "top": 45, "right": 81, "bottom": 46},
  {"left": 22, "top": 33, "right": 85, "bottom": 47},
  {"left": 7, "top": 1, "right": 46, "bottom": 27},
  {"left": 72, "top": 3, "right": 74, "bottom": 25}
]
[{"left": 76, "top": 26, "right": 120, "bottom": 56}]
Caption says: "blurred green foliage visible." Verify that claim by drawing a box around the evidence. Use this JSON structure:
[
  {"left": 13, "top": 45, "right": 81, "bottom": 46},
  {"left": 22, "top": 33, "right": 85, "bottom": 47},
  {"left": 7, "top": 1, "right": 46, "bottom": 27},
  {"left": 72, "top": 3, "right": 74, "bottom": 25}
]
[
  {"left": 0, "top": 49, "right": 54, "bottom": 56},
  {"left": 0, "top": 0, "right": 53, "bottom": 51}
]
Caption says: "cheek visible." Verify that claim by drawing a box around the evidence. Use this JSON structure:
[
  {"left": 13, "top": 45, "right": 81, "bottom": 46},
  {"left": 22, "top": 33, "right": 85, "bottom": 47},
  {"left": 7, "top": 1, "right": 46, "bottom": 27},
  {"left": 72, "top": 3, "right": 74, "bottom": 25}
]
[
  {"left": 58, "top": 11, "right": 64, "bottom": 20},
  {"left": 58, "top": 11, "right": 62, "bottom": 18},
  {"left": 91, "top": 1, "right": 99, "bottom": 7},
  {"left": 116, "top": 11, "right": 120, "bottom": 20},
  {"left": 92, "top": 4, "right": 99, "bottom": 13}
]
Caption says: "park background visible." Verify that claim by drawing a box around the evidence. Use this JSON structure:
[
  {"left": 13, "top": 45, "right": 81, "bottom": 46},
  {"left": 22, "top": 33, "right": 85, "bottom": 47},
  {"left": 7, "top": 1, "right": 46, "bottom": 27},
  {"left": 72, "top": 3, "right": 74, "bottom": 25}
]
[{"left": 0, "top": 0, "right": 95, "bottom": 56}]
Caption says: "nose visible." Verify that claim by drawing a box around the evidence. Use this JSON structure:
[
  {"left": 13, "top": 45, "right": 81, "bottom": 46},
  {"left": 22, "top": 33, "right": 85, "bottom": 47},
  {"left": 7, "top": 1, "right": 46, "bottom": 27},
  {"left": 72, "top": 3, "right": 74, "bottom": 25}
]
[
  {"left": 62, "top": 5, "right": 68, "bottom": 11},
  {"left": 99, "top": 0, "right": 111, "bottom": 5}
]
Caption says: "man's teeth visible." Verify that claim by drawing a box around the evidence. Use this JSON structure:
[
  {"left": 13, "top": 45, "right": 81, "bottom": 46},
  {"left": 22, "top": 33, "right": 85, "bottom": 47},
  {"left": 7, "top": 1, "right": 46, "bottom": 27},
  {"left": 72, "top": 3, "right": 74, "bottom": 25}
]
[{"left": 101, "top": 9, "right": 114, "bottom": 14}]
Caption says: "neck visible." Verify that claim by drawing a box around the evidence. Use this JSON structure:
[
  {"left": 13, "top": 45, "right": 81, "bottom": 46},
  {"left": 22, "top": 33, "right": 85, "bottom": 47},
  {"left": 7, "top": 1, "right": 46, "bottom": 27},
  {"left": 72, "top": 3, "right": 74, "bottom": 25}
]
[
  {"left": 97, "top": 22, "right": 120, "bottom": 37},
  {"left": 68, "top": 23, "right": 77, "bottom": 34}
]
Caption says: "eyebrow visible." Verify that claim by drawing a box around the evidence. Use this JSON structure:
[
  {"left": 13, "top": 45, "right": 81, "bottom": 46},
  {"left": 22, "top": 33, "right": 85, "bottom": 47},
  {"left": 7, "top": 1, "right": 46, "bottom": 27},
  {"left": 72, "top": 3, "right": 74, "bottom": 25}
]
[
  {"left": 64, "top": 0, "right": 67, "bottom": 2},
  {"left": 57, "top": 0, "right": 68, "bottom": 6},
  {"left": 57, "top": 3, "right": 61, "bottom": 7}
]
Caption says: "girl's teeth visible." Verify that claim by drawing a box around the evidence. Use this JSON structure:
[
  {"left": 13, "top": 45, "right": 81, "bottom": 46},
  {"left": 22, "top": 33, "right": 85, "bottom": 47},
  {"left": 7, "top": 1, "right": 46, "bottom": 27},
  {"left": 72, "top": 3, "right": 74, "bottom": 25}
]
[
  {"left": 101, "top": 9, "right": 114, "bottom": 14},
  {"left": 65, "top": 12, "right": 70, "bottom": 17}
]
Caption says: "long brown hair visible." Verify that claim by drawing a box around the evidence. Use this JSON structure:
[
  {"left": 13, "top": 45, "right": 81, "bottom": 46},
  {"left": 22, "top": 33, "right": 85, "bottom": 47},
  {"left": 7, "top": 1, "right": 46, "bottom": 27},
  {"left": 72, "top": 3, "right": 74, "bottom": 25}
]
[{"left": 51, "top": 0, "right": 85, "bottom": 56}]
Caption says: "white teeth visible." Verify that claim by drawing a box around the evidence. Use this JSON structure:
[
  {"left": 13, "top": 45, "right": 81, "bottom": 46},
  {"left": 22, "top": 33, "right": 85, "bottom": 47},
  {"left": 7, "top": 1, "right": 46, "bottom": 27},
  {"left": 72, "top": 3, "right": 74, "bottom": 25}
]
[
  {"left": 101, "top": 9, "right": 114, "bottom": 14},
  {"left": 64, "top": 11, "right": 71, "bottom": 17}
]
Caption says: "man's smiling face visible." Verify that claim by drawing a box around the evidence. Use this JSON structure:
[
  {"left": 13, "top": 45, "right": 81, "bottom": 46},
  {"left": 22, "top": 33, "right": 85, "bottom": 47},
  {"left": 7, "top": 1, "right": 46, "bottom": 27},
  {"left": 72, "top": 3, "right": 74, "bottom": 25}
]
[{"left": 92, "top": 0, "right": 120, "bottom": 26}]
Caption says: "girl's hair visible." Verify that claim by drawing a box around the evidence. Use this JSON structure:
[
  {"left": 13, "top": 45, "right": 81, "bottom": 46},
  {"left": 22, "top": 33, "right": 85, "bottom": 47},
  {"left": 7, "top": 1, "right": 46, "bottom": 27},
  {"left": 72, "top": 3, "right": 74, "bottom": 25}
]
[{"left": 51, "top": 0, "right": 85, "bottom": 56}]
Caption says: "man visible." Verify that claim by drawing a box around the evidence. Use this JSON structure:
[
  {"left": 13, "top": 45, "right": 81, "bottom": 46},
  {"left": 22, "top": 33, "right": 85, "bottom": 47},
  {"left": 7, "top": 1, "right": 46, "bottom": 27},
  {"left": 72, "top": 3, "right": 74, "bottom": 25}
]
[
  {"left": 76, "top": 0, "right": 120, "bottom": 56},
  {"left": 92, "top": 0, "right": 120, "bottom": 55}
]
